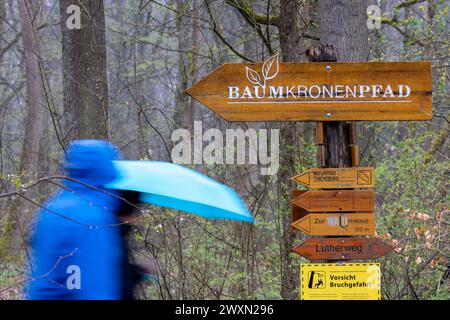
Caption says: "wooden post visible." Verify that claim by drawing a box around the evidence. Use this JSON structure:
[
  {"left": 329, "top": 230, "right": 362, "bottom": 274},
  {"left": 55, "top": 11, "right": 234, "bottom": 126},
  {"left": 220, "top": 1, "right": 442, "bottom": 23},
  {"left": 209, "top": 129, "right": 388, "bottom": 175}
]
[
  {"left": 348, "top": 123, "right": 359, "bottom": 166},
  {"left": 306, "top": 45, "right": 353, "bottom": 168},
  {"left": 315, "top": 0, "right": 369, "bottom": 168},
  {"left": 306, "top": 45, "right": 352, "bottom": 264},
  {"left": 306, "top": 0, "right": 369, "bottom": 266},
  {"left": 316, "top": 122, "right": 325, "bottom": 167},
  {"left": 323, "top": 121, "right": 352, "bottom": 168}
]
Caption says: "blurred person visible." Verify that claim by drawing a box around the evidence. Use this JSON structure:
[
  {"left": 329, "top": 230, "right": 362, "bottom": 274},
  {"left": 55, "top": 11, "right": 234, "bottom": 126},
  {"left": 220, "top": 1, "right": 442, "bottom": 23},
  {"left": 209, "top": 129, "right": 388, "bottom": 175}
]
[
  {"left": 27, "top": 140, "right": 124, "bottom": 299},
  {"left": 115, "top": 190, "right": 159, "bottom": 300}
]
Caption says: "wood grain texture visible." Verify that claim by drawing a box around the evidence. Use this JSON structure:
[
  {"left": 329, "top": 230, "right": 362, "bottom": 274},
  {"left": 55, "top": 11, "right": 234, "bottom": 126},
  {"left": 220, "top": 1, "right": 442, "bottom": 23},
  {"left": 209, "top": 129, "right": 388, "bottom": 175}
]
[
  {"left": 316, "top": 122, "right": 324, "bottom": 144},
  {"left": 291, "top": 167, "right": 375, "bottom": 189},
  {"left": 324, "top": 121, "right": 352, "bottom": 167},
  {"left": 316, "top": 145, "right": 325, "bottom": 167},
  {"left": 292, "top": 190, "right": 374, "bottom": 212},
  {"left": 348, "top": 122, "right": 357, "bottom": 145},
  {"left": 350, "top": 144, "right": 359, "bottom": 167},
  {"left": 292, "top": 189, "right": 308, "bottom": 223},
  {"left": 291, "top": 212, "right": 375, "bottom": 236},
  {"left": 186, "top": 61, "right": 432, "bottom": 121},
  {"left": 292, "top": 237, "right": 392, "bottom": 260}
]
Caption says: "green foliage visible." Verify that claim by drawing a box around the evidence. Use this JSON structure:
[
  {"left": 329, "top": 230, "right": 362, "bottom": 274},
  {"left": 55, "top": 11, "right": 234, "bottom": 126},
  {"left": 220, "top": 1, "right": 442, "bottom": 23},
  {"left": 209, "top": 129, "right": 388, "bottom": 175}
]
[
  {"left": 0, "top": 0, "right": 448, "bottom": 301},
  {"left": 375, "top": 133, "right": 449, "bottom": 300}
]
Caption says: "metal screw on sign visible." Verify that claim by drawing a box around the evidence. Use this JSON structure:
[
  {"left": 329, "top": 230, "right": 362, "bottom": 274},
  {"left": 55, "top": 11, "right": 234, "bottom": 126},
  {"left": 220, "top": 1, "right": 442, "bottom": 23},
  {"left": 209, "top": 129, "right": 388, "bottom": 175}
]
[
  {"left": 326, "top": 65, "right": 331, "bottom": 71},
  {"left": 326, "top": 113, "right": 332, "bottom": 118}
]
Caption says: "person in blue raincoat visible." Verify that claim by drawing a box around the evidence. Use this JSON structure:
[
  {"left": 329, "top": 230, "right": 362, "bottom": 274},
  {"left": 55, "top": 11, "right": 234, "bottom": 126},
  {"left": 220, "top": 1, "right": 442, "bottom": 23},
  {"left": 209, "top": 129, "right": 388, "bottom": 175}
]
[{"left": 27, "top": 140, "right": 124, "bottom": 299}]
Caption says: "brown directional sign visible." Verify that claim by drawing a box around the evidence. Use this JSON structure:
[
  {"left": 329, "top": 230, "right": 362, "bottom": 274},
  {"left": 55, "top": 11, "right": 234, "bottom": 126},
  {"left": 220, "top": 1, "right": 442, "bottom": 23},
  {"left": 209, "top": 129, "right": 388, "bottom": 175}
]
[
  {"left": 292, "top": 190, "right": 308, "bottom": 223},
  {"left": 291, "top": 167, "right": 375, "bottom": 189},
  {"left": 291, "top": 212, "right": 375, "bottom": 236},
  {"left": 186, "top": 55, "right": 432, "bottom": 121},
  {"left": 292, "top": 237, "right": 392, "bottom": 261},
  {"left": 292, "top": 190, "right": 374, "bottom": 212}
]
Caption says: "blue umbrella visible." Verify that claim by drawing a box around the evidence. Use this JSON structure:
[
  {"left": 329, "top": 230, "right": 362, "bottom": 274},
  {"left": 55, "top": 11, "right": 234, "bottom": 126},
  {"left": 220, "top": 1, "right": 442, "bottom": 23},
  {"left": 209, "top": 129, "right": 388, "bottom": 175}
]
[{"left": 106, "top": 161, "right": 254, "bottom": 223}]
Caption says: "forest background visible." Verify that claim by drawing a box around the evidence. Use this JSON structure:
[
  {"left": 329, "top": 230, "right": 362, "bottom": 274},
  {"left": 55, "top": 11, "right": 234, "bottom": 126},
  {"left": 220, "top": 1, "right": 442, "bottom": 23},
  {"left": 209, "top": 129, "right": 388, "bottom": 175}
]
[{"left": 0, "top": 0, "right": 448, "bottom": 300}]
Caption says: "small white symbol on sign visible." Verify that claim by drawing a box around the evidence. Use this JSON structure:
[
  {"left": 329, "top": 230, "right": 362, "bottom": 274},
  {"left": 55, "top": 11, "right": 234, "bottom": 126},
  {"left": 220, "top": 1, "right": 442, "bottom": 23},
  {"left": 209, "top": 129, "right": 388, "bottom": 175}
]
[
  {"left": 245, "top": 53, "right": 280, "bottom": 88},
  {"left": 327, "top": 216, "right": 338, "bottom": 227}
]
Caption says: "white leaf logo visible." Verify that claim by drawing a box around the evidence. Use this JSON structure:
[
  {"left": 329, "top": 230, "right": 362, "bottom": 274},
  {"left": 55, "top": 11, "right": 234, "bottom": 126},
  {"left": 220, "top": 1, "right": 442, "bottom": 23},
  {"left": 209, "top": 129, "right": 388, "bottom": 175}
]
[
  {"left": 244, "top": 52, "right": 281, "bottom": 88},
  {"left": 245, "top": 67, "right": 262, "bottom": 86},
  {"left": 262, "top": 52, "right": 280, "bottom": 81}
]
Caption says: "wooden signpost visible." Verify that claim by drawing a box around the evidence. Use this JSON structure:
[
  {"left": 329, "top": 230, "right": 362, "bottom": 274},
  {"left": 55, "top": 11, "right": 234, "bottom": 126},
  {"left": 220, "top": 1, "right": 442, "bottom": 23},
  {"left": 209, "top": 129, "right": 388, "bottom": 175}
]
[
  {"left": 291, "top": 167, "right": 375, "bottom": 189},
  {"left": 291, "top": 190, "right": 374, "bottom": 212},
  {"left": 186, "top": 60, "right": 432, "bottom": 122},
  {"left": 291, "top": 190, "right": 308, "bottom": 223},
  {"left": 292, "top": 238, "right": 393, "bottom": 261},
  {"left": 291, "top": 212, "right": 375, "bottom": 236},
  {"left": 186, "top": 51, "right": 432, "bottom": 300}
]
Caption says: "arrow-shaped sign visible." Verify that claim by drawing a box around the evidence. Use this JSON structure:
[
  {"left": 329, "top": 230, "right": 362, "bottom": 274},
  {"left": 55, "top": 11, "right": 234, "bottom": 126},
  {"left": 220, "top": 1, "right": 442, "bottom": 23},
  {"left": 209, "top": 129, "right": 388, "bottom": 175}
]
[
  {"left": 185, "top": 59, "right": 432, "bottom": 122},
  {"left": 291, "top": 212, "right": 375, "bottom": 236},
  {"left": 292, "top": 190, "right": 308, "bottom": 222},
  {"left": 292, "top": 190, "right": 374, "bottom": 212},
  {"left": 292, "top": 237, "right": 392, "bottom": 261},
  {"left": 291, "top": 167, "right": 375, "bottom": 189}
]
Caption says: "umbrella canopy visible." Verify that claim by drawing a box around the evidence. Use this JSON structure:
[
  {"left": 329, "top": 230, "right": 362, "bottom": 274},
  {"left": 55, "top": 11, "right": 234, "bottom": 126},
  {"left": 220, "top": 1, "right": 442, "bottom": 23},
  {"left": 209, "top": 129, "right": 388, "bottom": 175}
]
[{"left": 106, "top": 161, "right": 254, "bottom": 223}]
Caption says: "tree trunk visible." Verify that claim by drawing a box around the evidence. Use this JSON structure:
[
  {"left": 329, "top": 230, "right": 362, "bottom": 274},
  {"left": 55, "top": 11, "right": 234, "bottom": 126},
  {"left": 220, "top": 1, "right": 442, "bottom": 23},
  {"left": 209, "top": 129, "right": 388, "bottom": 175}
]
[
  {"left": 318, "top": 0, "right": 369, "bottom": 167},
  {"left": 0, "top": 1, "right": 5, "bottom": 37},
  {"left": 18, "top": 0, "right": 44, "bottom": 175},
  {"left": 318, "top": 0, "right": 369, "bottom": 62},
  {"left": 277, "top": 0, "right": 311, "bottom": 300},
  {"left": 0, "top": 0, "right": 45, "bottom": 260},
  {"left": 173, "top": 0, "right": 191, "bottom": 129},
  {"left": 59, "top": 0, "right": 109, "bottom": 143},
  {"left": 189, "top": 0, "right": 201, "bottom": 124},
  {"left": 278, "top": 0, "right": 301, "bottom": 62}
]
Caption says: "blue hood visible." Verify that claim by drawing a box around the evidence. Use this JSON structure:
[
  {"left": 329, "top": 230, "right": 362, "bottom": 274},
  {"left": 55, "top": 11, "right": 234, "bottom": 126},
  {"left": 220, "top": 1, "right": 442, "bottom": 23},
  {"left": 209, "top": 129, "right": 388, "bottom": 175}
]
[{"left": 64, "top": 140, "right": 121, "bottom": 187}]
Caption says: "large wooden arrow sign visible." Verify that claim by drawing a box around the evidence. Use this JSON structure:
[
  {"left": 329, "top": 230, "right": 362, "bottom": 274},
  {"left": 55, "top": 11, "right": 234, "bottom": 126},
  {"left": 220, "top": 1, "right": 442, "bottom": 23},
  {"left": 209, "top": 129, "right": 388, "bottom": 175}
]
[
  {"left": 291, "top": 213, "right": 375, "bottom": 236},
  {"left": 292, "top": 190, "right": 374, "bottom": 212},
  {"left": 292, "top": 238, "right": 392, "bottom": 260},
  {"left": 186, "top": 55, "right": 432, "bottom": 122},
  {"left": 291, "top": 167, "right": 375, "bottom": 189}
]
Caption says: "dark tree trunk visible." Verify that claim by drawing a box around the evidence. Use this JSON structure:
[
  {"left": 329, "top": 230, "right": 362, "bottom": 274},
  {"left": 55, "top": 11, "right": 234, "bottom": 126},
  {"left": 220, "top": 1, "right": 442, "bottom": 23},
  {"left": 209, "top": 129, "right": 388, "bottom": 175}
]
[
  {"left": 278, "top": 0, "right": 302, "bottom": 62},
  {"left": 173, "top": 1, "right": 191, "bottom": 129},
  {"left": 277, "top": 0, "right": 311, "bottom": 300},
  {"left": 59, "top": 0, "right": 109, "bottom": 143},
  {"left": 189, "top": 0, "right": 201, "bottom": 124}
]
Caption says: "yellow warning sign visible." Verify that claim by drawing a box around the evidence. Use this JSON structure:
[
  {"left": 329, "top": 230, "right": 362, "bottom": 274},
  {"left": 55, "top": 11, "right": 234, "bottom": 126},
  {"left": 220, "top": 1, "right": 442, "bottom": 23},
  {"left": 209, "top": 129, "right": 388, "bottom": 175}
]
[{"left": 300, "top": 263, "right": 381, "bottom": 300}]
